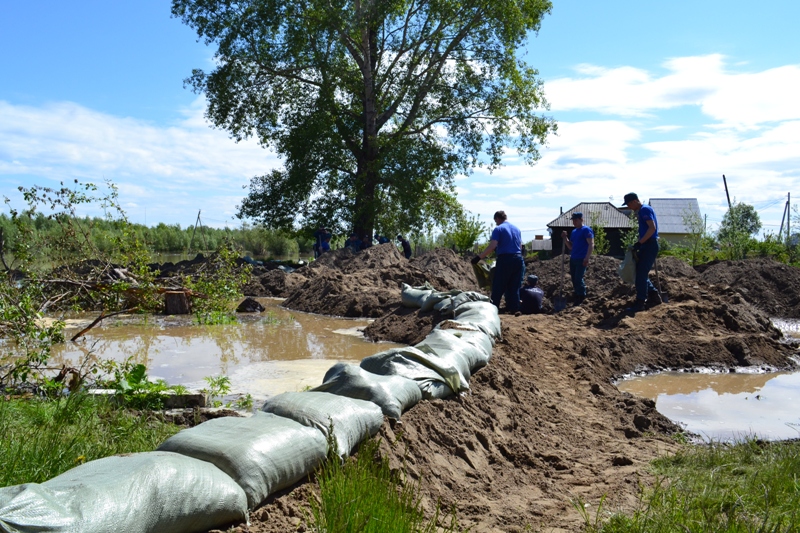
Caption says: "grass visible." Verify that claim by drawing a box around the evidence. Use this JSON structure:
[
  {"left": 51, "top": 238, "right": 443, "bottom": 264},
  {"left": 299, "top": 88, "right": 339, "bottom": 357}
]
[
  {"left": 306, "top": 437, "right": 461, "bottom": 533},
  {"left": 583, "top": 439, "right": 800, "bottom": 532},
  {"left": 0, "top": 393, "right": 182, "bottom": 487}
]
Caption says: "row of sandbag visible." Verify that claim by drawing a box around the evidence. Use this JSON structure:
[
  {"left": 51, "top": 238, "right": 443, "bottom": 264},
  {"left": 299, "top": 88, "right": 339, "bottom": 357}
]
[{"left": 0, "top": 291, "right": 501, "bottom": 533}]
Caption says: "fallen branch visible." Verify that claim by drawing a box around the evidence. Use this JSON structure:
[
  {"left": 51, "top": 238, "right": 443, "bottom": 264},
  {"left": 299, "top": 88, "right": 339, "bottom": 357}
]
[{"left": 70, "top": 307, "right": 139, "bottom": 342}]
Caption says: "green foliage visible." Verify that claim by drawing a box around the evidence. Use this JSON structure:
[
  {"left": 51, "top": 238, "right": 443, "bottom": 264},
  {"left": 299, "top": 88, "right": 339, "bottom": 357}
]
[
  {"left": 173, "top": 0, "right": 556, "bottom": 236},
  {"left": 202, "top": 375, "right": 232, "bottom": 408},
  {"left": 307, "top": 437, "right": 461, "bottom": 533},
  {"left": 589, "top": 439, "right": 800, "bottom": 532},
  {"left": 183, "top": 239, "right": 251, "bottom": 324},
  {"left": 621, "top": 212, "right": 639, "bottom": 250},
  {"left": 718, "top": 202, "right": 762, "bottom": 261},
  {"left": 443, "top": 212, "right": 490, "bottom": 252},
  {"left": 587, "top": 212, "right": 610, "bottom": 255},
  {"left": 0, "top": 394, "right": 181, "bottom": 488},
  {"left": 93, "top": 358, "right": 185, "bottom": 410},
  {"left": 661, "top": 209, "right": 716, "bottom": 266}
]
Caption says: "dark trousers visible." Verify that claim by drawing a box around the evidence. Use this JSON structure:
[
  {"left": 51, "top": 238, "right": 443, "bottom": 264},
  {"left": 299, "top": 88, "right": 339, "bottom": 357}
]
[
  {"left": 491, "top": 254, "right": 524, "bottom": 312},
  {"left": 569, "top": 257, "right": 587, "bottom": 297},
  {"left": 635, "top": 239, "right": 659, "bottom": 301}
]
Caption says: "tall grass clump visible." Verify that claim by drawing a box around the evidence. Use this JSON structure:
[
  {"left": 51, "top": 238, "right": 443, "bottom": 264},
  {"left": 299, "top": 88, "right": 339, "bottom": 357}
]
[
  {"left": 0, "top": 393, "right": 181, "bottom": 487},
  {"left": 587, "top": 438, "right": 800, "bottom": 533},
  {"left": 307, "top": 437, "right": 460, "bottom": 533}
]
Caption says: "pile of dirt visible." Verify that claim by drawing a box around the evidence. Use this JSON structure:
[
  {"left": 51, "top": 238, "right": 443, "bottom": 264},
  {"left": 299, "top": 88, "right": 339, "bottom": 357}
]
[
  {"left": 211, "top": 252, "right": 799, "bottom": 533},
  {"left": 699, "top": 257, "right": 800, "bottom": 318}
]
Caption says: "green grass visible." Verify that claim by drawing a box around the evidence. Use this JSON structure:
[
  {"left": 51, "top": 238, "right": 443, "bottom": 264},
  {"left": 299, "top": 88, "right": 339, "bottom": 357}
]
[
  {"left": 585, "top": 439, "right": 800, "bottom": 532},
  {"left": 0, "top": 393, "right": 182, "bottom": 487},
  {"left": 306, "top": 437, "right": 461, "bottom": 533}
]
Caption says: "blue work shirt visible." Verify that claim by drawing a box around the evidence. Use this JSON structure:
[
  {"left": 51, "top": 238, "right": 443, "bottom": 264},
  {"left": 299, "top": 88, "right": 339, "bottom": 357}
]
[
  {"left": 570, "top": 226, "right": 594, "bottom": 259},
  {"left": 638, "top": 205, "right": 659, "bottom": 240},
  {"left": 491, "top": 221, "right": 522, "bottom": 255}
]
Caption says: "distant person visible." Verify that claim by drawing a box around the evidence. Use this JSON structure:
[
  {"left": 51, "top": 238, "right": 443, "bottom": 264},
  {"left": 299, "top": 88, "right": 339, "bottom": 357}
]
[
  {"left": 375, "top": 233, "right": 390, "bottom": 244},
  {"left": 313, "top": 226, "right": 331, "bottom": 258},
  {"left": 397, "top": 235, "right": 412, "bottom": 259},
  {"left": 320, "top": 236, "right": 331, "bottom": 254},
  {"left": 360, "top": 235, "right": 374, "bottom": 250},
  {"left": 519, "top": 275, "right": 545, "bottom": 315},
  {"left": 561, "top": 212, "right": 594, "bottom": 305},
  {"left": 472, "top": 210, "right": 523, "bottom": 315},
  {"left": 346, "top": 233, "right": 362, "bottom": 252},
  {"left": 621, "top": 192, "right": 661, "bottom": 313}
]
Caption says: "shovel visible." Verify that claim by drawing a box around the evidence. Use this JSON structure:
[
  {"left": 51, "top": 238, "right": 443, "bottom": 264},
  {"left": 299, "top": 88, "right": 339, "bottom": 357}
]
[
  {"left": 654, "top": 256, "right": 669, "bottom": 303},
  {"left": 553, "top": 240, "right": 568, "bottom": 312}
]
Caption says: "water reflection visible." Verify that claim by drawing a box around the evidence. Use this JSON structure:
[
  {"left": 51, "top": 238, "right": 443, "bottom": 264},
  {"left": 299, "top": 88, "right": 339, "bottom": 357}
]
[
  {"left": 617, "top": 371, "right": 800, "bottom": 441},
  {"left": 50, "top": 299, "right": 400, "bottom": 400}
]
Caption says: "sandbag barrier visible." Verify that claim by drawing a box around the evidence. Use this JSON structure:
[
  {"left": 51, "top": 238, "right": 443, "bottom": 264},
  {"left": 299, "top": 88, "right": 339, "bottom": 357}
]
[{"left": 0, "top": 286, "right": 499, "bottom": 533}]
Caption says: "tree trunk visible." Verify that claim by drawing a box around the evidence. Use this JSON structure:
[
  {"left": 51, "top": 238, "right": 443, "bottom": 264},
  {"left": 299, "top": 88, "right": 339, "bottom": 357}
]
[{"left": 164, "top": 291, "right": 190, "bottom": 315}]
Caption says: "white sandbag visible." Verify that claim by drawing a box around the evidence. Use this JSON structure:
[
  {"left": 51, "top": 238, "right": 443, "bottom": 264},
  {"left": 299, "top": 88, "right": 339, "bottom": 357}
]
[
  {"left": 415, "top": 329, "right": 488, "bottom": 375},
  {"left": 452, "top": 301, "right": 502, "bottom": 338},
  {"left": 360, "top": 346, "right": 465, "bottom": 399},
  {"left": 312, "top": 363, "right": 422, "bottom": 420},
  {"left": 157, "top": 412, "right": 326, "bottom": 509},
  {"left": 618, "top": 250, "right": 636, "bottom": 284},
  {"left": 433, "top": 297, "right": 453, "bottom": 314},
  {"left": 0, "top": 451, "right": 247, "bottom": 533},
  {"left": 400, "top": 283, "right": 434, "bottom": 308},
  {"left": 419, "top": 290, "right": 461, "bottom": 312},
  {"left": 261, "top": 392, "right": 383, "bottom": 458},
  {"left": 432, "top": 291, "right": 490, "bottom": 316}
]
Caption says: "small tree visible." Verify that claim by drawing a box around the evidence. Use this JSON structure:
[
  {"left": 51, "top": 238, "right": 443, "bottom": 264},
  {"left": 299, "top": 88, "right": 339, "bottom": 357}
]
[
  {"left": 718, "top": 202, "right": 761, "bottom": 260},
  {"left": 443, "top": 212, "right": 490, "bottom": 253},
  {"left": 587, "top": 212, "right": 610, "bottom": 255},
  {"left": 681, "top": 210, "right": 715, "bottom": 266}
]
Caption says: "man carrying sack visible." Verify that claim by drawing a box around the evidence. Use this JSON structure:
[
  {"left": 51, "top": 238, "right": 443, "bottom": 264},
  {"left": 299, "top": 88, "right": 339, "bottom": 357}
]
[{"left": 621, "top": 193, "right": 662, "bottom": 313}]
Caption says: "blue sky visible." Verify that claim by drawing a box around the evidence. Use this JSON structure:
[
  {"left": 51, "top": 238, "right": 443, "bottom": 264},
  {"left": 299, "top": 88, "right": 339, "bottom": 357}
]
[{"left": 2, "top": 1, "right": 798, "bottom": 238}]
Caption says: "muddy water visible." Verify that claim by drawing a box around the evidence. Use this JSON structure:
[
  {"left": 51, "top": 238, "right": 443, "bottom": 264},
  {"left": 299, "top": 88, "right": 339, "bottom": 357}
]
[
  {"left": 617, "top": 318, "right": 800, "bottom": 441},
  {"left": 52, "top": 299, "right": 401, "bottom": 402}
]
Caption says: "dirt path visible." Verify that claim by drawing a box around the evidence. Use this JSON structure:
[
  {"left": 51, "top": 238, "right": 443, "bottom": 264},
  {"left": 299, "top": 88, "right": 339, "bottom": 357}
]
[{"left": 225, "top": 251, "right": 799, "bottom": 532}]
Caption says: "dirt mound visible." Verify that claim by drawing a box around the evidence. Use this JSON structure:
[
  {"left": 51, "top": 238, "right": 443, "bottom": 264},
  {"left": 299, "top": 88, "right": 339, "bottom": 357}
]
[
  {"left": 699, "top": 258, "right": 800, "bottom": 318},
  {"left": 214, "top": 250, "right": 800, "bottom": 533},
  {"left": 242, "top": 269, "right": 307, "bottom": 298},
  {"left": 658, "top": 255, "right": 700, "bottom": 279},
  {"left": 410, "top": 248, "right": 480, "bottom": 292}
]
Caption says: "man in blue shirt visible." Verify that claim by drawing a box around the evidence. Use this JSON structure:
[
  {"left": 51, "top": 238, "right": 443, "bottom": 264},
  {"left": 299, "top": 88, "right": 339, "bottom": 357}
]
[
  {"left": 472, "top": 210, "right": 524, "bottom": 314},
  {"left": 561, "top": 212, "right": 594, "bottom": 305},
  {"left": 622, "top": 192, "right": 662, "bottom": 313}
]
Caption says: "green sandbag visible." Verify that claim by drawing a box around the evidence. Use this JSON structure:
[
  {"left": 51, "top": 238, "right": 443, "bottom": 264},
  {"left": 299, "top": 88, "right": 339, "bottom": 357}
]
[
  {"left": 472, "top": 262, "right": 493, "bottom": 289},
  {"left": 313, "top": 363, "right": 422, "bottom": 420},
  {"left": 360, "top": 346, "right": 465, "bottom": 399},
  {"left": 618, "top": 250, "right": 636, "bottom": 285},
  {"left": 261, "top": 392, "right": 384, "bottom": 458},
  {"left": 157, "top": 412, "right": 327, "bottom": 510},
  {"left": 0, "top": 452, "right": 247, "bottom": 533},
  {"left": 415, "top": 329, "right": 489, "bottom": 375},
  {"left": 452, "top": 301, "right": 502, "bottom": 338},
  {"left": 400, "top": 283, "right": 434, "bottom": 308}
]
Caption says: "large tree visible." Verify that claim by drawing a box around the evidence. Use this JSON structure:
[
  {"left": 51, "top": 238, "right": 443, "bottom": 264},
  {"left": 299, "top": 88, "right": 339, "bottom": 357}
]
[{"left": 173, "top": 0, "right": 556, "bottom": 237}]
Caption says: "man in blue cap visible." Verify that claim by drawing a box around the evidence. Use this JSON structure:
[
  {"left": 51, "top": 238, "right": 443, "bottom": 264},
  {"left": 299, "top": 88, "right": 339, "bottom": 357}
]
[
  {"left": 472, "top": 210, "right": 523, "bottom": 314},
  {"left": 622, "top": 192, "right": 662, "bottom": 313},
  {"left": 561, "top": 211, "right": 594, "bottom": 305}
]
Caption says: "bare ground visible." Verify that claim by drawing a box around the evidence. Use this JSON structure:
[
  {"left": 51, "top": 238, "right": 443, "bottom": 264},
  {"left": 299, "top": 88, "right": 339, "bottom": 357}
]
[{"left": 225, "top": 250, "right": 800, "bottom": 532}]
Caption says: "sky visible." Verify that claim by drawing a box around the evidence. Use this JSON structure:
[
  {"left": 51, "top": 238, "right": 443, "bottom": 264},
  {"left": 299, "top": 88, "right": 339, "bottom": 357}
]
[{"left": 1, "top": 0, "right": 798, "bottom": 239}]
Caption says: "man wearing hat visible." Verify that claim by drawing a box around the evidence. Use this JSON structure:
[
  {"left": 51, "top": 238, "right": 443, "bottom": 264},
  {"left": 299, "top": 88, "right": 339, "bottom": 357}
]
[
  {"left": 520, "top": 275, "right": 545, "bottom": 315},
  {"left": 561, "top": 211, "right": 594, "bottom": 305},
  {"left": 622, "top": 192, "right": 662, "bottom": 313}
]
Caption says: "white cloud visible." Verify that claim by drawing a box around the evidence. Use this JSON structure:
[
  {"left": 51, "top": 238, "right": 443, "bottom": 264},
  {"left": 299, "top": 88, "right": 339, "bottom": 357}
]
[{"left": 0, "top": 98, "right": 279, "bottom": 226}]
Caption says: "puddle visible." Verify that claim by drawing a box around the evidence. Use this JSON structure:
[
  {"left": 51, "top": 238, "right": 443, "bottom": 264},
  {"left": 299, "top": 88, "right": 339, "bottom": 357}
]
[{"left": 49, "top": 299, "right": 401, "bottom": 402}]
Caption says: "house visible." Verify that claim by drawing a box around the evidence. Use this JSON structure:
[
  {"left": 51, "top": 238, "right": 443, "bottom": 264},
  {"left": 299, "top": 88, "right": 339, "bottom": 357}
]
[
  {"left": 646, "top": 198, "right": 702, "bottom": 246},
  {"left": 547, "top": 202, "right": 633, "bottom": 257}
]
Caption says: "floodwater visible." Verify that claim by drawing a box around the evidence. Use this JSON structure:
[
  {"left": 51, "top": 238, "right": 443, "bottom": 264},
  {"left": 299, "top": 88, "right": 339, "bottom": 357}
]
[
  {"left": 617, "top": 319, "right": 800, "bottom": 441},
  {"left": 51, "top": 299, "right": 400, "bottom": 402}
]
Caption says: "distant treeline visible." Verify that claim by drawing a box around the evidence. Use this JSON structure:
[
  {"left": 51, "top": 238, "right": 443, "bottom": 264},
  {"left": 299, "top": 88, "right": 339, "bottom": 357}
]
[{"left": 0, "top": 213, "right": 316, "bottom": 258}]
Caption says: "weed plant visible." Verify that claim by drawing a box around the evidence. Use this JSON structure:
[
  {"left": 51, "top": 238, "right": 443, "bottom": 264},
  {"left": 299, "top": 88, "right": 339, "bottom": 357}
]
[
  {"left": 582, "top": 438, "right": 800, "bottom": 532},
  {"left": 0, "top": 393, "right": 181, "bottom": 488},
  {"left": 307, "top": 437, "right": 461, "bottom": 533}
]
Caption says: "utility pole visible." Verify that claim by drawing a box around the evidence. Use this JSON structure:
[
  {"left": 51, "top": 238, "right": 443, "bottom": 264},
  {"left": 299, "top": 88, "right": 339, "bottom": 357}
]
[
  {"left": 722, "top": 175, "right": 732, "bottom": 209},
  {"left": 188, "top": 210, "right": 208, "bottom": 254}
]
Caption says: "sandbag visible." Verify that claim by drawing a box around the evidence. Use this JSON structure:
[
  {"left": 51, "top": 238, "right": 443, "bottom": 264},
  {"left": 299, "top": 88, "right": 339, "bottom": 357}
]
[
  {"left": 400, "top": 283, "right": 434, "bottom": 308},
  {"left": 157, "top": 412, "right": 326, "bottom": 510},
  {"left": 312, "top": 363, "right": 422, "bottom": 420},
  {"left": 0, "top": 452, "right": 247, "bottom": 533},
  {"left": 618, "top": 250, "right": 636, "bottom": 285},
  {"left": 434, "top": 321, "right": 495, "bottom": 360},
  {"left": 452, "top": 301, "right": 502, "bottom": 338},
  {"left": 471, "top": 261, "right": 493, "bottom": 289},
  {"left": 415, "top": 329, "right": 489, "bottom": 374},
  {"left": 419, "top": 290, "right": 461, "bottom": 312},
  {"left": 360, "top": 346, "right": 465, "bottom": 399},
  {"left": 435, "top": 291, "right": 491, "bottom": 316},
  {"left": 261, "top": 392, "right": 383, "bottom": 458}
]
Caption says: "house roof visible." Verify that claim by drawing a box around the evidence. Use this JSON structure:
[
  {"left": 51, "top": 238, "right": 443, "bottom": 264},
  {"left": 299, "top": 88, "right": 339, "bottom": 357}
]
[
  {"left": 547, "top": 202, "right": 632, "bottom": 229},
  {"left": 648, "top": 198, "right": 701, "bottom": 234}
]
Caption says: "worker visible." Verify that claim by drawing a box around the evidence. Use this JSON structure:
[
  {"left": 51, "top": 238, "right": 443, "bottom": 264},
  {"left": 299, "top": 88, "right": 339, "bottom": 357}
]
[
  {"left": 312, "top": 226, "right": 331, "bottom": 258},
  {"left": 621, "top": 192, "right": 662, "bottom": 313},
  {"left": 561, "top": 212, "right": 594, "bottom": 305},
  {"left": 375, "top": 233, "right": 390, "bottom": 244},
  {"left": 397, "top": 235, "right": 412, "bottom": 259},
  {"left": 472, "top": 210, "right": 523, "bottom": 315},
  {"left": 346, "top": 233, "right": 362, "bottom": 252},
  {"left": 519, "top": 275, "right": 545, "bottom": 315}
]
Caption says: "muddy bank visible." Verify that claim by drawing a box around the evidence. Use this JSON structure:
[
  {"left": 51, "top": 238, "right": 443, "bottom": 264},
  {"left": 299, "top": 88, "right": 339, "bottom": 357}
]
[{"left": 215, "top": 252, "right": 799, "bottom": 533}]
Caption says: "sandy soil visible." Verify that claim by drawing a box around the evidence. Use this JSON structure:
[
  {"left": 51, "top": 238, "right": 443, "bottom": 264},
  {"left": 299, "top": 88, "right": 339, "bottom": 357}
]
[{"left": 226, "top": 248, "right": 800, "bottom": 532}]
